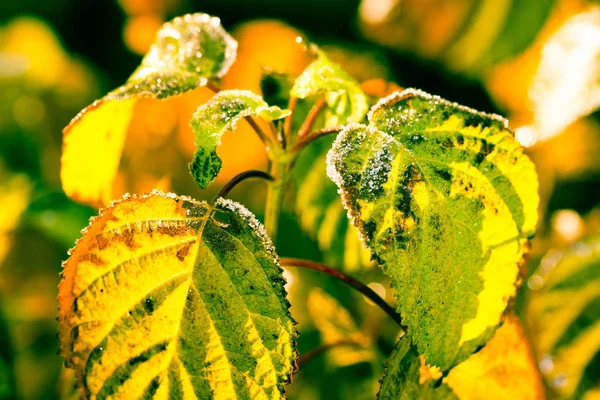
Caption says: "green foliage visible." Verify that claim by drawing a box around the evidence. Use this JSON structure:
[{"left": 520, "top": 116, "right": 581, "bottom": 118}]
[
  {"left": 378, "top": 337, "right": 456, "bottom": 400},
  {"left": 56, "top": 10, "right": 545, "bottom": 400},
  {"left": 106, "top": 13, "right": 237, "bottom": 100},
  {"left": 290, "top": 47, "right": 373, "bottom": 270},
  {"left": 189, "top": 90, "right": 289, "bottom": 188},
  {"left": 291, "top": 46, "right": 368, "bottom": 126},
  {"left": 527, "top": 236, "right": 600, "bottom": 399},
  {"left": 58, "top": 192, "right": 296, "bottom": 398},
  {"left": 327, "top": 89, "right": 539, "bottom": 370},
  {"left": 61, "top": 12, "right": 239, "bottom": 206}
]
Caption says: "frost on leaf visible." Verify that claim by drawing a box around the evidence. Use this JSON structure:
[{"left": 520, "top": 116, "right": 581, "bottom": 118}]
[
  {"left": 291, "top": 50, "right": 373, "bottom": 270},
  {"left": 189, "top": 90, "right": 290, "bottom": 189},
  {"left": 291, "top": 46, "right": 369, "bottom": 126},
  {"left": 58, "top": 191, "right": 296, "bottom": 399},
  {"left": 61, "top": 13, "right": 237, "bottom": 207},
  {"left": 526, "top": 236, "right": 600, "bottom": 399},
  {"left": 327, "top": 88, "right": 539, "bottom": 370}
]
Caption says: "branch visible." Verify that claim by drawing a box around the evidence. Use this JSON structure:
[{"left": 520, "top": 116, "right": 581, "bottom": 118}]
[
  {"left": 245, "top": 116, "right": 274, "bottom": 145},
  {"left": 280, "top": 258, "right": 404, "bottom": 328},
  {"left": 284, "top": 96, "right": 297, "bottom": 139},
  {"left": 297, "top": 97, "right": 327, "bottom": 137},
  {"left": 297, "top": 339, "right": 358, "bottom": 368},
  {"left": 291, "top": 125, "right": 344, "bottom": 153},
  {"left": 213, "top": 170, "right": 274, "bottom": 202}
]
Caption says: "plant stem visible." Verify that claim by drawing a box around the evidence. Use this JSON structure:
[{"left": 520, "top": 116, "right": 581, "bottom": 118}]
[
  {"left": 284, "top": 96, "right": 297, "bottom": 140},
  {"left": 297, "top": 97, "right": 326, "bottom": 137},
  {"left": 264, "top": 161, "right": 287, "bottom": 241},
  {"left": 213, "top": 170, "right": 274, "bottom": 203},
  {"left": 297, "top": 339, "right": 357, "bottom": 368},
  {"left": 291, "top": 126, "right": 343, "bottom": 153},
  {"left": 280, "top": 258, "right": 404, "bottom": 328},
  {"left": 245, "top": 116, "right": 274, "bottom": 146}
]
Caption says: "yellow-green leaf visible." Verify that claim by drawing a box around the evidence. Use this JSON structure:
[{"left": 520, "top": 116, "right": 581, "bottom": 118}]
[
  {"left": 61, "top": 13, "right": 237, "bottom": 207},
  {"left": 295, "top": 148, "right": 372, "bottom": 271},
  {"left": 307, "top": 287, "right": 373, "bottom": 367},
  {"left": 444, "top": 315, "right": 545, "bottom": 399},
  {"left": 291, "top": 46, "right": 369, "bottom": 126},
  {"left": 58, "top": 191, "right": 296, "bottom": 399},
  {"left": 291, "top": 53, "right": 373, "bottom": 270},
  {"left": 378, "top": 336, "right": 457, "bottom": 400},
  {"left": 189, "top": 90, "right": 290, "bottom": 189},
  {"left": 327, "top": 88, "right": 539, "bottom": 370},
  {"left": 527, "top": 236, "right": 600, "bottom": 399},
  {"left": 380, "top": 315, "right": 544, "bottom": 399}
]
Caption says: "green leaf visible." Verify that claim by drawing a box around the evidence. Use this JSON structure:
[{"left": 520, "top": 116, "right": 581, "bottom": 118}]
[
  {"left": 61, "top": 13, "right": 237, "bottom": 207},
  {"left": 291, "top": 46, "right": 369, "bottom": 126},
  {"left": 327, "top": 88, "right": 539, "bottom": 370},
  {"left": 378, "top": 337, "right": 457, "bottom": 400},
  {"left": 526, "top": 236, "right": 600, "bottom": 399},
  {"left": 58, "top": 191, "right": 297, "bottom": 398},
  {"left": 295, "top": 147, "right": 372, "bottom": 271},
  {"left": 290, "top": 51, "right": 372, "bottom": 270},
  {"left": 189, "top": 90, "right": 290, "bottom": 188}
]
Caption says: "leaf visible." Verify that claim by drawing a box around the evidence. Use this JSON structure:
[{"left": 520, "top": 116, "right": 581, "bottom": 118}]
[
  {"left": 529, "top": 5, "right": 600, "bottom": 141},
  {"left": 378, "top": 336, "right": 457, "bottom": 400},
  {"left": 58, "top": 191, "right": 297, "bottom": 399},
  {"left": 291, "top": 46, "right": 369, "bottom": 126},
  {"left": 307, "top": 287, "right": 373, "bottom": 367},
  {"left": 327, "top": 88, "right": 539, "bottom": 370},
  {"left": 290, "top": 52, "right": 373, "bottom": 270},
  {"left": 526, "top": 236, "right": 600, "bottom": 399},
  {"left": 295, "top": 149, "right": 372, "bottom": 271},
  {"left": 444, "top": 315, "right": 545, "bottom": 399},
  {"left": 379, "top": 315, "right": 544, "bottom": 400},
  {"left": 61, "top": 13, "right": 237, "bottom": 207},
  {"left": 189, "top": 90, "right": 290, "bottom": 188}
]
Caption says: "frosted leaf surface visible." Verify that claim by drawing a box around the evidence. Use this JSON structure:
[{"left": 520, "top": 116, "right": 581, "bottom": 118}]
[
  {"left": 61, "top": 13, "right": 237, "bottom": 207},
  {"left": 327, "top": 88, "right": 539, "bottom": 370},
  {"left": 189, "top": 90, "right": 290, "bottom": 189},
  {"left": 291, "top": 46, "right": 369, "bottom": 125},
  {"left": 291, "top": 51, "right": 374, "bottom": 270},
  {"left": 58, "top": 191, "right": 296, "bottom": 399}
]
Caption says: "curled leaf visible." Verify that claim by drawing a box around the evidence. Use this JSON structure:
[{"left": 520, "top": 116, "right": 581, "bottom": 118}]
[
  {"left": 62, "top": 13, "right": 237, "bottom": 207},
  {"left": 58, "top": 191, "right": 296, "bottom": 398},
  {"left": 189, "top": 90, "right": 290, "bottom": 189},
  {"left": 327, "top": 88, "right": 539, "bottom": 370}
]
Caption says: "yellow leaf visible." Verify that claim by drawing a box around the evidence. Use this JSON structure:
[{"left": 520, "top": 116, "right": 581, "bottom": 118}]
[
  {"left": 58, "top": 191, "right": 297, "bottom": 398},
  {"left": 61, "top": 13, "right": 237, "bottom": 207},
  {"left": 444, "top": 315, "right": 545, "bottom": 400}
]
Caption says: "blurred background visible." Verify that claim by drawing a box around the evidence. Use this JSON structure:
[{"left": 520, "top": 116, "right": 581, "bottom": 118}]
[{"left": 0, "top": 0, "right": 599, "bottom": 399}]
